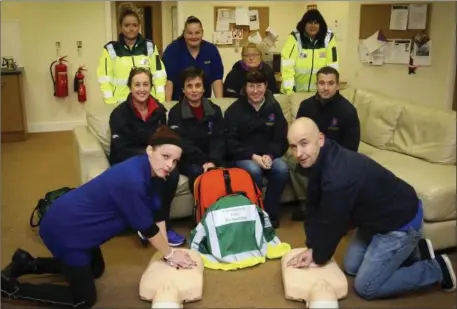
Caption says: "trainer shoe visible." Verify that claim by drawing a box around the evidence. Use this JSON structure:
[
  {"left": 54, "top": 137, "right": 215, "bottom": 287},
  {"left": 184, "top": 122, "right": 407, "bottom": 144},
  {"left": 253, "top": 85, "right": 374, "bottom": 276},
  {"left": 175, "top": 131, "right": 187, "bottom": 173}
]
[
  {"left": 167, "top": 230, "right": 185, "bottom": 247},
  {"left": 435, "top": 254, "right": 456, "bottom": 292},
  {"left": 417, "top": 238, "right": 435, "bottom": 260}
]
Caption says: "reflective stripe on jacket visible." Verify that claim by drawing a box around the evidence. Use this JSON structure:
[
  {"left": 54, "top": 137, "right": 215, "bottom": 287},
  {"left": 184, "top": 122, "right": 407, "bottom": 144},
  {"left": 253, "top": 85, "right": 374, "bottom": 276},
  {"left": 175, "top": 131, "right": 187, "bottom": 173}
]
[
  {"left": 189, "top": 194, "right": 291, "bottom": 271},
  {"left": 96, "top": 36, "right": 167, "bottom": 104},
  {"left": 281, "top": 30, "right": 338, "bottom": 94}
]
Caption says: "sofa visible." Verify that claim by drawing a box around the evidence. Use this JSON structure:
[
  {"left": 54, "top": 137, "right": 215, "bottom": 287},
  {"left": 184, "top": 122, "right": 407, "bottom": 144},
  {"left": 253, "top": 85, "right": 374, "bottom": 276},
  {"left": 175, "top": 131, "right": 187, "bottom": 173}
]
[{"left": 73, "top": 87, "right": 456, "bottom": 251}]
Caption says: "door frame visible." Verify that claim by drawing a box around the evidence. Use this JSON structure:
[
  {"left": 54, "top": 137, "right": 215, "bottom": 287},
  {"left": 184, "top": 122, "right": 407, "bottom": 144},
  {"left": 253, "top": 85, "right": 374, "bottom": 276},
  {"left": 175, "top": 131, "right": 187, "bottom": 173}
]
[
  {"left": 114, "top": 1, "right": 163, "bottom": 54},
  {"left": 453, "top": 52, "right": 457, "bottom": 111}
]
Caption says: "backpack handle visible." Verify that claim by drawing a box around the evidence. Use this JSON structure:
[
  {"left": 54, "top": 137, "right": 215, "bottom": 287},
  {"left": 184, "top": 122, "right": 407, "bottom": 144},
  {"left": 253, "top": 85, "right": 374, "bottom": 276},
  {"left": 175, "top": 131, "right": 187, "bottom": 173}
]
[
  {"left": 222, "top": 169, "right": 233, "bottom": 194},
  {"left": 29, "top": 199, "right": 45, "bottom": 228}
]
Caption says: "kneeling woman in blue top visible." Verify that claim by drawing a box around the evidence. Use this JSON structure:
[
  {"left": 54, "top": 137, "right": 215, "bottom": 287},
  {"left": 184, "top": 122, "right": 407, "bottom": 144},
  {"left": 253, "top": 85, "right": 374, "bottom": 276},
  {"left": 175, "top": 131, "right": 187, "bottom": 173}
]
[{"left": 1, "top": 126, "right": 197, "bottom": 308}]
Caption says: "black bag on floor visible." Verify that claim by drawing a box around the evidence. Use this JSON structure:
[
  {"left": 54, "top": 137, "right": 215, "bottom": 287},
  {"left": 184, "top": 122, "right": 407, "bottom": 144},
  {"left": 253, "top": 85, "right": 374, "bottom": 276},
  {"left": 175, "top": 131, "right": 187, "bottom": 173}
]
[{"left": 30, "top": 187, "right": 74, "bottom": 228}]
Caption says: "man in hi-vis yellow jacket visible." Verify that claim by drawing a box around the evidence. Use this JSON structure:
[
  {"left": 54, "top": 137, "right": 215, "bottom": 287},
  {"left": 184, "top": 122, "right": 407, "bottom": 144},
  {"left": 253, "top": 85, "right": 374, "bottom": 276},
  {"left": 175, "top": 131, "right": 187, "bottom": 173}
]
[
  {"left": 97, "top": 33, "right": 167, "bottom": 104},
  {"left": 281, "top": 9, "right": 338, "bottom": 94}
]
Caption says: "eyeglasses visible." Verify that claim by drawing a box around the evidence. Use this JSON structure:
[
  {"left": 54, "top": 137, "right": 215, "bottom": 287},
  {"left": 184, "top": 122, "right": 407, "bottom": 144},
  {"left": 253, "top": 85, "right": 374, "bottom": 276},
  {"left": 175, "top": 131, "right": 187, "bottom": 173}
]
[{"left": 242, "top": 53, "right": 261, "bottom": 58}]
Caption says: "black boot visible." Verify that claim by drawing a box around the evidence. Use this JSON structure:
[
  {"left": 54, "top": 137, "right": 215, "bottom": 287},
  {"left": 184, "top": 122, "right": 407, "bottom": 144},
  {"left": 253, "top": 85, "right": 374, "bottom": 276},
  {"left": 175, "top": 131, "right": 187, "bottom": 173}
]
[
  {"left": 4, "top": 249, "right": 36, "bottom": 278},
  {"left": 1, "top": 271, "right": 19, "bottom": 297}
]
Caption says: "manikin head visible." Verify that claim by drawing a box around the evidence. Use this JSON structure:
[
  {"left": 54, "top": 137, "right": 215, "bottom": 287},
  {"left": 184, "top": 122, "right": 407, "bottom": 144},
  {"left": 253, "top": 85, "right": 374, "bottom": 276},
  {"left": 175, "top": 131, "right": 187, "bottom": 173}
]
[
  {"left": 118, "top": 4, "right": 141, "bottom": 41},
  {"left": 128, "top": 67, "right": 153, "bottom": 104},
  {"left": 307, "top": 280, "right": 339, "bottom": 309},
  {"left": 151, "top": 282, "right": 182, "bottom": 309},
  {"left": 146, "top": 126, "right": 182, "bottom": 179},
  {"left": 287, "top": 118, "right": 325, "bottom": 168},
  {"left": 181, "top": 66, "right": 205, "bottom": 104},
  {"left": 316, "top": 66, "right": 340, "bottom": 101}
]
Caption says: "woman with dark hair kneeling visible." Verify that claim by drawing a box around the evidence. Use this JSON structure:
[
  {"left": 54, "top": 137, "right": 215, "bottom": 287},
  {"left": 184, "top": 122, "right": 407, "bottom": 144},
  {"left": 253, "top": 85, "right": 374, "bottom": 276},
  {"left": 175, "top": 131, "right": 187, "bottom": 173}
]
[
  {"left": 1, "top": 126, "right": 197, "bottom": 308},
  {"left": 168, "top": 66, "right": 226, "bottom": 193}
]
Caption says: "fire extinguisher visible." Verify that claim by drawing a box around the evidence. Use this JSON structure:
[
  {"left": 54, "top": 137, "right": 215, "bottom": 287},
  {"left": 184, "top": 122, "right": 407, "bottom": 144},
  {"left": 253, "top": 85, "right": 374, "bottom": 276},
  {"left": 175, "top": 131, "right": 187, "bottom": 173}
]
[
  {"left": 74, "top": 66, "right": 87, "bottom": 103},
  {"left": 50, "top": 56, "right": 69, "bottom": 97}
]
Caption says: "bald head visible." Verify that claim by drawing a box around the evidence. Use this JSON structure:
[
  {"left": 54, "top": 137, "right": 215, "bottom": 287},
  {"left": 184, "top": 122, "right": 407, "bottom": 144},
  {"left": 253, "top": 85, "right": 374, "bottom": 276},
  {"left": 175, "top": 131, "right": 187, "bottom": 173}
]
[
  {"left": 288, "top": 117, "right": 324, "bottom": 168},
  {"left": 289, "top": 117, "right": 320, "bottom": 141}
]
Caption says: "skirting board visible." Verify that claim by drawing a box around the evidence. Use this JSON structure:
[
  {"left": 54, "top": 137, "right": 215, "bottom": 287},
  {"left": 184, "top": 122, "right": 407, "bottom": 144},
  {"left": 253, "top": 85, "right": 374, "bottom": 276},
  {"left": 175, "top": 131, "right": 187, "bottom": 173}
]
[{"left": 28, "top": 120, "right": 87, "bottom": 133}]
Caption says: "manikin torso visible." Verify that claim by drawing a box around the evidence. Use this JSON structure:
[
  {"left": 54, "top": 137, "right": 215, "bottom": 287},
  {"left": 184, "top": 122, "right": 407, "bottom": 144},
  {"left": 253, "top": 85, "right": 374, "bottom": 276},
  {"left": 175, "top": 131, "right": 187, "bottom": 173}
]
[
  {"left": 139, "top": 249, "right": 204, "bottom": 306},
  {"left": 281, "top": 248, "right": 348, "bottom": 308}
]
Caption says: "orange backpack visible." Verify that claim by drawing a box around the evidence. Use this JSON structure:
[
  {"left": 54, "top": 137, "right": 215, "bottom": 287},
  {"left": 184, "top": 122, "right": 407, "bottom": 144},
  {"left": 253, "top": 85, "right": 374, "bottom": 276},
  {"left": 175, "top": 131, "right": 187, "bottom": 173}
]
[{"left": 193, "top": 167, "right": 264, "bottom": 223}]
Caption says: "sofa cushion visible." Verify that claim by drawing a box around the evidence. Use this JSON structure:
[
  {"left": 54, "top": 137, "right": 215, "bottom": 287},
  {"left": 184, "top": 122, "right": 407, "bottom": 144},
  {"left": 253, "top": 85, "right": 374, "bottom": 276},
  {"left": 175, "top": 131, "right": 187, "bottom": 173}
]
[
  {"left": 289, "top": 92, "right": 316, "bottom": 122},
  {"left": 357, "top": 141, "right": 379, "bottom": 157},
  {"left": 385, "top": 102, "right": 456, "bottom": 165},
  {"left": 366, "top": 149, "right": 456, "bottom": 222},
  {"left": 207, "top": 97, "right": 237, "bottom": 114},
  {"left": 353, "top": 89, "right": 404, "bottom": 149},
  {"left": 86, "top": 103, "right": 118, "bottom": 155},
  {"left": 339, "top": 87, "right": 356, "bottom": 104},
  {"left": 274, "top": 94, "right": 292, "bottom": 124}
]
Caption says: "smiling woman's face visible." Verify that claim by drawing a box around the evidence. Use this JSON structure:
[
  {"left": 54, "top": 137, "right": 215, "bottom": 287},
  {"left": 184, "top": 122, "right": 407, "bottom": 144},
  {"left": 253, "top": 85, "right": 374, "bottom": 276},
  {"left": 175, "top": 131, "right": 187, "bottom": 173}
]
[
  {"left": 183, "top": 22, "right": 203, "bottom": 48},
  {"left": 130, "top": 72, "right": 151, "bottom": 103}
]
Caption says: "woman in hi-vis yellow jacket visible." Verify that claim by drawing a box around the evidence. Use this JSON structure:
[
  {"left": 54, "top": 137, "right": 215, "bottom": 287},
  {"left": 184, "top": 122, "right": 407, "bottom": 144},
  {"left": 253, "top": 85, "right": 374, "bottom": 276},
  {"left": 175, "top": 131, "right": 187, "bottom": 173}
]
[
  {"left": 97, "top": 4, "right": 167, "bottom": 104},
  {"left": 280, "top": 9, "right": 338, "bottom": 94}
]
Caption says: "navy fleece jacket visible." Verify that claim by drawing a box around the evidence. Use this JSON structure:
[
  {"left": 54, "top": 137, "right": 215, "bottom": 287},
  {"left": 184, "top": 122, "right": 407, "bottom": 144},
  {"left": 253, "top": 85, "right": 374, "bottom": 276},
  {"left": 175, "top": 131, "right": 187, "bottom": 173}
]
[{"left": 39, "top": 154, "right": 164, "bottom": 266}]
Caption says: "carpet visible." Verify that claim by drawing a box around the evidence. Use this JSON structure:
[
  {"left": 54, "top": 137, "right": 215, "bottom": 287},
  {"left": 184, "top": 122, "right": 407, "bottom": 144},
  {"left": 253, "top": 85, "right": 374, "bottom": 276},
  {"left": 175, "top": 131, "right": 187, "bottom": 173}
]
[{"left": 1, "top": 132, "right": 456, "bottom": 308}]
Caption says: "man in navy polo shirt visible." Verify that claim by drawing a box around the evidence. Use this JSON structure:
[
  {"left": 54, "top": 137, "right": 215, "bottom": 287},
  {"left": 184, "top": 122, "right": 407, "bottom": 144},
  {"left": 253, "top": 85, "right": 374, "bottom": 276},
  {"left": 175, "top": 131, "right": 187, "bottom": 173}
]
[{"left": 163, "top": 16, "right": 224, "bottom": 101}]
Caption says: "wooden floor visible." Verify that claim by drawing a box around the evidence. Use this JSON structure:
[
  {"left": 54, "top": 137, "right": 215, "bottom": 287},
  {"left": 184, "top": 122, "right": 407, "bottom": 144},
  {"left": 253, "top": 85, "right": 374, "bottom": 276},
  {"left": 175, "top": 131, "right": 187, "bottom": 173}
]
[{"left": 1, "top": 131, "right": 456, "bottom": 308}]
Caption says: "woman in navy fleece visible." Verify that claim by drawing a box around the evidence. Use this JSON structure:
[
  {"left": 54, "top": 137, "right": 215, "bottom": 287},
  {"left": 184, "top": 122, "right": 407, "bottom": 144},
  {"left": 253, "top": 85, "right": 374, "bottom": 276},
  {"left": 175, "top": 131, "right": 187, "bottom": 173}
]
[{"left": 1, "top": 126, "right": 197, "bottom": 308}]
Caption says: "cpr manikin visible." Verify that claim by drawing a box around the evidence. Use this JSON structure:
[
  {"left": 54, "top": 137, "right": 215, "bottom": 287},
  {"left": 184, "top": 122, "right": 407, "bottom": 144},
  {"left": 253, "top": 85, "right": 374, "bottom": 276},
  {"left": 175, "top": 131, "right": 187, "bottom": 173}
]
[
  {"left": 139, "top": 249, "right": 204, "bottom": 308},
  {"left": 281, "top": 248, "right": 348, "bottom": 308}
]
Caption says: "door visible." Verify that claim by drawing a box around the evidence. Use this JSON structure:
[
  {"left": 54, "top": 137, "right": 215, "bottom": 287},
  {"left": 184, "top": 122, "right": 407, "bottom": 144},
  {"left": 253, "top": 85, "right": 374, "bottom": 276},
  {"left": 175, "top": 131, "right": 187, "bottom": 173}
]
[{"left": 115, "top": 1, "right": 163, "bottom": 54}]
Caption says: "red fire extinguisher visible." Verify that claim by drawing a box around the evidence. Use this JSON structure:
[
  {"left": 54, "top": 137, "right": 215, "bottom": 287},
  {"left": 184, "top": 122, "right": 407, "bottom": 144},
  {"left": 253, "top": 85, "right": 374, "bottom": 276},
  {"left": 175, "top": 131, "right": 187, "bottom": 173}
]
[
  {"left": 50, "top": 56, "right": 69, "bottom": 97},
  {"left": 74, "top": 66, "right": 87, "bottom": 103}
]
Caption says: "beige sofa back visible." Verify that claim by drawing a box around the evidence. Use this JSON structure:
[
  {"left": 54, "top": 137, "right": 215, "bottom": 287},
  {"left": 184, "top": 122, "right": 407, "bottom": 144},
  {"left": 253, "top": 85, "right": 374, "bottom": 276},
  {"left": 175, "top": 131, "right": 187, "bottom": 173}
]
[
  {"left": 352, "top": 89, "right": 456, "bottom": 165},
  {"left": 85, "top": 87, "right": 456, "bottom": 165}
]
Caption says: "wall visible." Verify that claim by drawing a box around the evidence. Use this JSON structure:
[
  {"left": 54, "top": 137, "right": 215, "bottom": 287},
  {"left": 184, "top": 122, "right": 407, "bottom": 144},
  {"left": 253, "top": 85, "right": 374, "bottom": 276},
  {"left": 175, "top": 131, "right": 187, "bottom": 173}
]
[
  {"left": 316, "top": 1, "right": 456, "bottom": 110},
  {"left": 1, "top": 2, "right": 107, "bottom": 132},
  {"left": 177, "top": 1, "right": 304, "bottom": 78}
]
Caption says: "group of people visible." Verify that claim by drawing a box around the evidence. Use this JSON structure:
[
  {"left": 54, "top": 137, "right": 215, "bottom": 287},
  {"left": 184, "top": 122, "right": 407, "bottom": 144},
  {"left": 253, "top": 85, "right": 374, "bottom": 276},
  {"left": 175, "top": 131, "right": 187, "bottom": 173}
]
[
  {"left": 1, "top": 4, "right": 455, "bottom": 309},
  {"left": 109, "top": 63, "right": 289, "bottom": 231},
  {"left": 96, "top": 6, "right": 337, "bottom": 105}
]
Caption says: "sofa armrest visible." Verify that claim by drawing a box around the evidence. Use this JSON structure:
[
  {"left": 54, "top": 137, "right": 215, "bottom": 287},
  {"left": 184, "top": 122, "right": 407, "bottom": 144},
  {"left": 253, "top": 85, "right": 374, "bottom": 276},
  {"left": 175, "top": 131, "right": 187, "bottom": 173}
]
[{"left": 73, "top": 125, "right": 110, "bottom": 184}]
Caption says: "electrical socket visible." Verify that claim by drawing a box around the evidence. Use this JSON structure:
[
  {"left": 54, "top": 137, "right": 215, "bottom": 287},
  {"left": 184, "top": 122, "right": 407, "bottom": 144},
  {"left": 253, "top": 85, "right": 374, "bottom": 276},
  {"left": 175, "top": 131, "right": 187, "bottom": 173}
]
[
  {"left": 77, "top": 41, "right": 82, "bottom": 48},
  {"left": 55, "top": 42, "right": 61, "bottom": 48}
]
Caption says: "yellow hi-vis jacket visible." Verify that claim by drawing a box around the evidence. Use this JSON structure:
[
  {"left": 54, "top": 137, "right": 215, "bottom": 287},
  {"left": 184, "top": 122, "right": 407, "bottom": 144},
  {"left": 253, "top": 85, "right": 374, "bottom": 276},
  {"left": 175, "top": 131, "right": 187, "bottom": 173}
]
[
  {"left": 280, "top": 30, "right": 338, "bottom": 94},
  {"left": 96, "top": 35, "right": 166, "bottom": 104}
]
